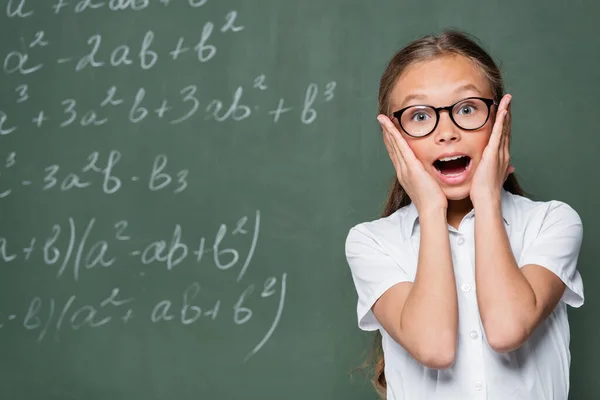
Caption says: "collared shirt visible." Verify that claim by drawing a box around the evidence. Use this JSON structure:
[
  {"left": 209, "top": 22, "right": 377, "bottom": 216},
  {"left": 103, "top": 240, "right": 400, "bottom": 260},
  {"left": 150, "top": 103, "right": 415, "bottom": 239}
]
[{"left": 345, "top": 189, "right": 584, "bottom": 400}]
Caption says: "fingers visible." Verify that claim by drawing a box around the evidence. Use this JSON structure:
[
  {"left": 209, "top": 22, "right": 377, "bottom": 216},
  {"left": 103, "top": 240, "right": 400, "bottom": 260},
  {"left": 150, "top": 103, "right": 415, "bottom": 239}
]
[
  {"left": 486, "top": 109, "right": 507, "bottom": 161},
  {"left": 378, "top": 115, "right": 410, "bottom": 171},
  {"left": 377, "top": 115, "right": 415, "bottom": 163},
  {"left": 505, "top": 98, "right": 512, "bottom": 149},
  {"left": 492, "top": 94, "right": 511, "bottom": 150},
  {"left": 500, "top": 96, "right": 512, "bottom": 174},
  {"left": 504, "top": 100, "right": 512, "bottom": 161},
  {"left": 379, "top": 115, "right": 407, "bottom": 173},
  {"left": 496, "top": 95, "right": 513, "bottom": 185},
  {"left": 382, "top": 125, "right": 403, "bottom": 171}
]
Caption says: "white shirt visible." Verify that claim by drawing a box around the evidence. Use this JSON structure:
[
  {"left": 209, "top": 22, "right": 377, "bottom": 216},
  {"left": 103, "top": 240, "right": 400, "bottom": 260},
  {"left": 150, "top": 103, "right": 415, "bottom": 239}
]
[{"left": 345, "top": 189, "right": 584, "bottom": 400}]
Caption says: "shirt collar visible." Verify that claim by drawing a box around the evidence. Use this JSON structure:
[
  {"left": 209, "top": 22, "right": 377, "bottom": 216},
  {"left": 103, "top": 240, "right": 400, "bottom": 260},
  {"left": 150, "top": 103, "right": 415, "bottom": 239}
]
[{"left": 402, "top": 188, "right": 512, "bottom": 238}]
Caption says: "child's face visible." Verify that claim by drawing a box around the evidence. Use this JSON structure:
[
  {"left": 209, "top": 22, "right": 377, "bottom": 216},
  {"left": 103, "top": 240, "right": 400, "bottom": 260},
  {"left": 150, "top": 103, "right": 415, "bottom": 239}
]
[{"left": 389, "top": 54, "right": 496, "bottom": 202}]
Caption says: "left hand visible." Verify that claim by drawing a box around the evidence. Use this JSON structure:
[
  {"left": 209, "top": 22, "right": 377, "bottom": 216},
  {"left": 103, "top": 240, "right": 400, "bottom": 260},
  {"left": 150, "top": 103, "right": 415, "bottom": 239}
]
[{"left": 470, "top": 94, "right": 515, "bottom": 205}]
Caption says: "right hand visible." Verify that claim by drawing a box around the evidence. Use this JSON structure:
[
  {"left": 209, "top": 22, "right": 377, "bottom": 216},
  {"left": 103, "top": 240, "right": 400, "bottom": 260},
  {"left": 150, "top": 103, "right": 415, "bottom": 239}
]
[{"left": 377, "top": 114, "right": 448, "bottom": 213}]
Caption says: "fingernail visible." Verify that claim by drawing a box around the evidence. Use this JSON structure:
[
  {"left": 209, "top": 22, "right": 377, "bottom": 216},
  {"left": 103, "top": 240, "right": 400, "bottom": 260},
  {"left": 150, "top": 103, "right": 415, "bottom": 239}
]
[{"left": 376, "top": 115, "right": 385, "bottom": 124}]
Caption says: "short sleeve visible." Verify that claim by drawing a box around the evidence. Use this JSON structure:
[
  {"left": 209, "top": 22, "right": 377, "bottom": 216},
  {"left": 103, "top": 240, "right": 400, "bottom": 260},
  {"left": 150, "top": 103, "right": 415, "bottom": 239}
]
[
  {"left": 345, "top": 226, "right": 413, "bottom": 331},
  {"left": 519, "top": 202, "right": 584, "bottom": 307}
]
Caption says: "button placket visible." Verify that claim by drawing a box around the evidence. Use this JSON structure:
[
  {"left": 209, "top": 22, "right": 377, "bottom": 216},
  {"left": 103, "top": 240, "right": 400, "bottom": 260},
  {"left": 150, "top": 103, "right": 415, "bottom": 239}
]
[
  {"left": 453, "top": 231, "right": 487, "bottom": 397},
  {"left": 474, "top": 380, "right": 484, "bottom": 391},
  {"left": 451, "top": 225, "right": 487, "bottom": 400}
]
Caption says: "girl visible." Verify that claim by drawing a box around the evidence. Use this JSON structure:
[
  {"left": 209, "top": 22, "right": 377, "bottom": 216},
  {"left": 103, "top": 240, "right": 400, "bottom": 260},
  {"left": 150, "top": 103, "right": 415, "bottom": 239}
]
[{"left": 345, "top": 30, "right": 584, "bottom": 400}]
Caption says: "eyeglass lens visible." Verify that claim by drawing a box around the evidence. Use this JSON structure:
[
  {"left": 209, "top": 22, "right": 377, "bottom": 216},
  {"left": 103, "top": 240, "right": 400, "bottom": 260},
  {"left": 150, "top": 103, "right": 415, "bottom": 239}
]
[{"left": 400, "top": 98, "right": 490, "bottom": 137}]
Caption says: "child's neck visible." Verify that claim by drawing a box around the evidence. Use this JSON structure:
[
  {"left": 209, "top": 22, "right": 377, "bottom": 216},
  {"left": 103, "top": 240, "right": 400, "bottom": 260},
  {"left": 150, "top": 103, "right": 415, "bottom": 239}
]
[{"left": 446, "top": 197, "right": 474, "bottom": 230}]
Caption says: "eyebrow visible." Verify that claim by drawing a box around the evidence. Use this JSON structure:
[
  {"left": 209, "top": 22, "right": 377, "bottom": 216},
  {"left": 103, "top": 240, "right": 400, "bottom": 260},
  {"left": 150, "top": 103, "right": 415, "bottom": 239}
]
[{"left": 398, "top": 83, "right": 485, "bottom": 109}]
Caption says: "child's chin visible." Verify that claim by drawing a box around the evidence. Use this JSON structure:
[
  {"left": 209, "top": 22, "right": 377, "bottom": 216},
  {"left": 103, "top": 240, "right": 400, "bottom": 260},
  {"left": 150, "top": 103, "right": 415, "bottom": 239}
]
[{"left": 443, "top": 185, "right": 471, "bottom": 201}]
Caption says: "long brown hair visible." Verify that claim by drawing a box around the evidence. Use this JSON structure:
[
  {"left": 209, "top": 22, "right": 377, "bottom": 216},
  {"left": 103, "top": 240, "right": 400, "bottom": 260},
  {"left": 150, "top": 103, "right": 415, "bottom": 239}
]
[{"left": 371, "top": 29, "right": 525, "bottom": 398}]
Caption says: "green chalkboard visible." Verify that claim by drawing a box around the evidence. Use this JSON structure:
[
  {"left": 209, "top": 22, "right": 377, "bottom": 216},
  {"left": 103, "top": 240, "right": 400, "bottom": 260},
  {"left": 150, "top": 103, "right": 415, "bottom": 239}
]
[{"left": 0, "top": 1, "right": 598, "bottom": 399}]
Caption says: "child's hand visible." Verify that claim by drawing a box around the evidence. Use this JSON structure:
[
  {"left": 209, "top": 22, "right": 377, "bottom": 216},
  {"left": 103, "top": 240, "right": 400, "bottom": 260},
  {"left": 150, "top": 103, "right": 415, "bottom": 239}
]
[
  {"left": 470, "top": 94, "right": 515, "bottom": 206},
  {"left": 377, "top": 115, "right": 448, "bottom": 213}
]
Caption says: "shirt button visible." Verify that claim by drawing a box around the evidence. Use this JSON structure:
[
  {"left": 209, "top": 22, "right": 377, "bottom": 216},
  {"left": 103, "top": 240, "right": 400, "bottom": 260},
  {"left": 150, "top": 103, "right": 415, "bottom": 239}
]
[
  {"left": 475, "top": 381, "right": 483, "bottom": 391},
  {"left": 457, "top": 236, "right": 465, "bottom": 245},
  {"left": 469, "top": 330, "right": 479, "bottom": 340},
  {"left": 461, "top": 283, "right": 472, "bottom": 293}
]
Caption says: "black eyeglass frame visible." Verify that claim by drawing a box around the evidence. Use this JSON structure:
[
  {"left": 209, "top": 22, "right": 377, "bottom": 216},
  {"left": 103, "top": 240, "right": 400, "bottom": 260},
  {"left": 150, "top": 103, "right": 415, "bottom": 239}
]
[{"left": 391, "top": 97, "right": 498, "bottom": 138}]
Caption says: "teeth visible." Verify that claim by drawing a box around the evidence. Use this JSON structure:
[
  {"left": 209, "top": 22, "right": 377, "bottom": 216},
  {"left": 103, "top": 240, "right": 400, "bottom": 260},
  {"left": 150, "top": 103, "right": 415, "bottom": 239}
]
[{"left": 438, "top": 155, "right": 467, "bottom": 162}]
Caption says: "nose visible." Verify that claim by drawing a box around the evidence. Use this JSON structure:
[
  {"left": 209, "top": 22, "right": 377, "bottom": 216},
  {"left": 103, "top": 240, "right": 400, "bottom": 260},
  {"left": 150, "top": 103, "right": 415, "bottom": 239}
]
[{"left": 433, "top": 110, "right": 461, "bottom": 143}]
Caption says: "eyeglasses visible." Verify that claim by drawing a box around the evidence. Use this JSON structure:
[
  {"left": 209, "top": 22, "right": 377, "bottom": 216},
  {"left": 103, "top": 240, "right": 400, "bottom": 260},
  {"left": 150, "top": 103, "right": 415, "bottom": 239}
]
[{"left": 391, "top": 97, "right": 498, "bottom": 138}]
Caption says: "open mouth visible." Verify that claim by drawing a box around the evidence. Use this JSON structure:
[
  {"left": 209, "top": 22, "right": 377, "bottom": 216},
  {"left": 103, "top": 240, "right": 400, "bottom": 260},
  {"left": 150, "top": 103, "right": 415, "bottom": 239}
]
[{"left": 433, "top": 155, "right": 471, "bottom": 176}]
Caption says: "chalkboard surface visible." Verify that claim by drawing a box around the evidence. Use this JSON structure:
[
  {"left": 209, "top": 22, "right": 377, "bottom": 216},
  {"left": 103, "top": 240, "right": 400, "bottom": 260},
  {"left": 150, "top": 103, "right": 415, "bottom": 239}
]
[{"left": 1, "top": 1, "right": 598, "bottom": 399}]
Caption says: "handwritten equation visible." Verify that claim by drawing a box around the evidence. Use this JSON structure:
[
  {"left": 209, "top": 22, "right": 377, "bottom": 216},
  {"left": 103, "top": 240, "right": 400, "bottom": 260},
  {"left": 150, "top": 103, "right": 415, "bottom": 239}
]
[
  {"left": 0, "top": 211, "right": 261, "bottom": 282},
  {"left": 0, "top": 151, "right": 189, "bottom": 198},
  {"left": 0, "top": 79, "right": 337, "bottom": 134},
  {"left": 4, "top": 13, "right": 243, "bottom": 74},
  {"left": 0, "top": 273, "right": 287, "bottom": 361},
  {"left": 7, "top": 0, "right": 215, "bottom": 18},
  {"left": 1, "top": 0, "right": 308, "bottom": 363},
  {"left": 0, "top": 209, "right": 286, "bottom": 361}
]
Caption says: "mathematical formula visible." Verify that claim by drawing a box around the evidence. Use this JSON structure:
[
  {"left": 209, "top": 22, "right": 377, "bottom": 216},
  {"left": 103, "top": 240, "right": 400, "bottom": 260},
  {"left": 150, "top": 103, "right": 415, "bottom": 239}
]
[
  {"left": 2, "top": 0, "right": 311, "bottom": 364},
  {"left": 0, "top": 211, "right": 261, "bottom": 282},
  {"left": 0, "top": 273, "right": 287, "bottom": 361},
  {"left": 7, "top": 0, "right": 213, "bottom": 18},
  {"left": 0, "top": 79, "right": 336, "bottom": 134},
  {"left": 4, "top": 12, "right": 243, "bottom": 75},
  {"left": 0, "top": 151, "right": 188, "bottom": 198}
]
